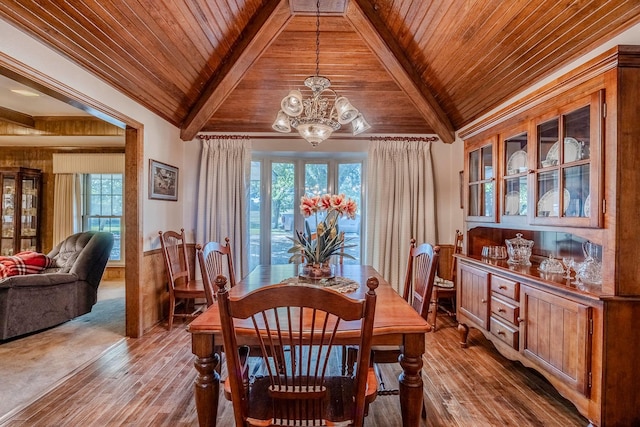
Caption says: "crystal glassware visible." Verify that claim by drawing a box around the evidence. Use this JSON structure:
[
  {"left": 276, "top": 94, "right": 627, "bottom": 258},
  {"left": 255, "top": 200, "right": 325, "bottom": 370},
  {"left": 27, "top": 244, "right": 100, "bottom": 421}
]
[{"left": 562, "top": 256, "right": 574, "bottom": 280}]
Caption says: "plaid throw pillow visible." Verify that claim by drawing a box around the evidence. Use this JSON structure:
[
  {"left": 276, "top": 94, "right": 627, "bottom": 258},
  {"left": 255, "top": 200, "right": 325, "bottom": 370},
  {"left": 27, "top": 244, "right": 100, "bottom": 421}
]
[{"left": 0, "top": 251, "right": 56, "bottom": 279}]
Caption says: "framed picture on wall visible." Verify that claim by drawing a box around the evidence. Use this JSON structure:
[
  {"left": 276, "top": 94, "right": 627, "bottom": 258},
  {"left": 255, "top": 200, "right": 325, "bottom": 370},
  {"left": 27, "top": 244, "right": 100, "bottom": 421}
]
[{"left": 149, "top": 159, "right": 178, "bottom": 201}]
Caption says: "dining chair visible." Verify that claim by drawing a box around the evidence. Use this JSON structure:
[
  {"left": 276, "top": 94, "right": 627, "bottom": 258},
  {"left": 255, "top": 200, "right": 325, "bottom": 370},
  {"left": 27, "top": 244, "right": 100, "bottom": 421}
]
[
  {"left": 215, "top": 274, "right": 379, "bottom": 427},
  {"left": 430, "top": 229, "right": 463, "bottom": 331},
  {"left": 158, "top": 228, "right": 206, "bottom": 330},
  {"left": 196, "top": 237, "right": 235, "bottom": 307},
  {"left": 349, "top": 239, "right": 439, "bottom": 418}
]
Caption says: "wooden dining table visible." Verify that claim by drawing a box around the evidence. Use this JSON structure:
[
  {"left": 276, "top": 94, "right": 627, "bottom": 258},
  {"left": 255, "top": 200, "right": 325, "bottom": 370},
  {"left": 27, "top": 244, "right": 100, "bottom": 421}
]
[{"left": 187, "top": 264, "right": 431, "bottom": 427}]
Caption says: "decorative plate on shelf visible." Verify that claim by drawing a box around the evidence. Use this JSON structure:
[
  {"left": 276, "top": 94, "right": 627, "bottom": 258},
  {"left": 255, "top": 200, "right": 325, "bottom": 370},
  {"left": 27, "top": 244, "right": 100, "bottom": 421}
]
[
  {"left": 506, "top": 150, "right": 528, "bottom": 175},
  {"left": 584, "top": 194, "right": 591, "bottom": 217},
  {"left": 546, "top": 137, "right": 582, "bottom": 164},
  {"left": 563, "top": 137, "right": 582, "bottom": 162},
  {"left": 545, "top": 141, "right": 559, "bottom": 163},
  {"left": 537, "top": 188, "right": 570, "bottom": 217},
  {"left": 505, "top": 191, "right": 521, "bottom": 215}
]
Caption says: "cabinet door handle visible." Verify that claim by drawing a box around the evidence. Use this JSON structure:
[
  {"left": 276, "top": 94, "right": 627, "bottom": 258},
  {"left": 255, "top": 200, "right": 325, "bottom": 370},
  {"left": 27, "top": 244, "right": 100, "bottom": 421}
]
[
  {"left": 517, "top": 317, "right": 524, "bottom": 323},
  {"left": 481, "top": 298, "right": 487, "bottom": 304}
]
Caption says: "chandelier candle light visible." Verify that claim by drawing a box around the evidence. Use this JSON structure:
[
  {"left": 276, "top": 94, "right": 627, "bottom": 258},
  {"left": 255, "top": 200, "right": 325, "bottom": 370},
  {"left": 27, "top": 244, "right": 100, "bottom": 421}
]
[
  {"left": 272, "top": 0, "right": 370, "bottom": 146},
  {"left": 288, "top": 194, "right": 357, "bottom": 279}
]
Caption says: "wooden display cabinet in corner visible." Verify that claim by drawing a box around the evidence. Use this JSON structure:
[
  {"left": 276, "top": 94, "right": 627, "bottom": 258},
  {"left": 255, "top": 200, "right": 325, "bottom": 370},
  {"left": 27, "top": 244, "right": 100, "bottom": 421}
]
[{"left": 0, "top": 167, "right": 42, "bottom": 256}]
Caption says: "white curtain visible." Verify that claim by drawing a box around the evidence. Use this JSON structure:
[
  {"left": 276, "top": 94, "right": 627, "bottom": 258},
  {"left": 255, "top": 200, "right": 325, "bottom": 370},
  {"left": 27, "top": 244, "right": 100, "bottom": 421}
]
[
  {"left": 52, "top": 173, "right": 82, "bottom": 245},
  {"left": 196, "top": 137, "right": 251, "bottom": 280},
  {"left": 365, "top": 139, "right": 437, "bottom": 294}
]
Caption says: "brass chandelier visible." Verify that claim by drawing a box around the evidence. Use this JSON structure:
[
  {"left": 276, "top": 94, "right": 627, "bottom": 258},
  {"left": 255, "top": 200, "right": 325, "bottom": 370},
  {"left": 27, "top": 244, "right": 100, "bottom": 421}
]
[{"left": 272, "top": 0, "right": 370, "bottom": 146}]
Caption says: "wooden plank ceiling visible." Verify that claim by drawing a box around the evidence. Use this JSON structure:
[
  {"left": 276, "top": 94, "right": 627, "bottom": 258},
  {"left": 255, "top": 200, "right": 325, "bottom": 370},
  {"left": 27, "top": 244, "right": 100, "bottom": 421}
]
[{"left": 1, "top": 0, "right": 640, "bottom": 144}]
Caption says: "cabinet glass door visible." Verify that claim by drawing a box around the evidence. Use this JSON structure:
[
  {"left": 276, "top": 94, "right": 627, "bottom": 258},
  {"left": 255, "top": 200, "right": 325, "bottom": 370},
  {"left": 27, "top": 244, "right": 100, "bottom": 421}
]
[
  {"left": 467, "top": 143, "right": 495, "bottom": 220},
  {"left": 564, "top": 106, "right": 591, "bottom": 218},
  {"left": 503, "top": 132, "right": 528, "bottom": 217},
  {"left": 2, "top": 176, "right": 16, "bottom": 255},
  {"left": 534, "top": 103, "right": 593, "bottom": 223},
  {"left": 20, "top": 176, "right": 38, "bottom": 252}
]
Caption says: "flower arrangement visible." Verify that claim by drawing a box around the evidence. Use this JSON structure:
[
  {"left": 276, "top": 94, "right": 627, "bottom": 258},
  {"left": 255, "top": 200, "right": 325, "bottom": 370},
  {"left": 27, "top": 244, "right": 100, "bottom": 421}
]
[{"left": 288, "top": 193, "right": 357, "bottom": 267}]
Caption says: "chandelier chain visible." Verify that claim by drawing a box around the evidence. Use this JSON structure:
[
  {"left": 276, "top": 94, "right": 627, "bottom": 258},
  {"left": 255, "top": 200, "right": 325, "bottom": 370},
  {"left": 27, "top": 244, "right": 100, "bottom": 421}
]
[{"left": 315, "top": 0, "right": 320, "bottom": 77}]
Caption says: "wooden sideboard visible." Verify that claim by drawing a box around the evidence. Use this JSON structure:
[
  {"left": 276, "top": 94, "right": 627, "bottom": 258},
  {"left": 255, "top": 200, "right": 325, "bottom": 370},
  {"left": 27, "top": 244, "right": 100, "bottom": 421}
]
[{"left": 456, "top": 45, "right": 640, "bottom": 426}]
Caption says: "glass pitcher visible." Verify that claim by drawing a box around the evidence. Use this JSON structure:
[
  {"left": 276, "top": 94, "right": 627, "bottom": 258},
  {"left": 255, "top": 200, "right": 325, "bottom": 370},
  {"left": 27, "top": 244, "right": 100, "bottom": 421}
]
[{"left": 577, "top": 241, "right": 602, "bottom": 285}]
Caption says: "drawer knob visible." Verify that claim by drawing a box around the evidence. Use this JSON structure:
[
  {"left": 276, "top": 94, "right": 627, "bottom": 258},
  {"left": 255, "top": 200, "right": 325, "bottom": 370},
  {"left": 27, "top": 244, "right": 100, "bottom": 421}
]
[
  {"left": 499, "top": 285, "right": 507, "bottom": 290},
  {"left": 497, "top": 330, "right": 505, "bottom": 336},
  {"left": 517, "top": 317, "right": 524, "bottom": 323},
  {"left": 498, "top": 308, "right": 506, "bottom": 313}
]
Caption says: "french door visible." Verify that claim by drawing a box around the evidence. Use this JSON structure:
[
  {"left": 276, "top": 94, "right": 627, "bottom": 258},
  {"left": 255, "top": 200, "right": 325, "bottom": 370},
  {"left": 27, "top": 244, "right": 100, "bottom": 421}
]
[{"left": 249, "top": 156, "right": 365, "bottom": 272}]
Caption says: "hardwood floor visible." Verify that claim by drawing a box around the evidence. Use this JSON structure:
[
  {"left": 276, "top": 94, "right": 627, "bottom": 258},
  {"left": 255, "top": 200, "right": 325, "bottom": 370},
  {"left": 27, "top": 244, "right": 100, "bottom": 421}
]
[{"left": 0, "top": 313, "right": 587, "bottom": 426}]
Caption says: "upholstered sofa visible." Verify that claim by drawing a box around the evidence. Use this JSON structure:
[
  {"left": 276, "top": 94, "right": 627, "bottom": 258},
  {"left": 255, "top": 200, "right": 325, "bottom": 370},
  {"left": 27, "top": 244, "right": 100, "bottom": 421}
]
[{"left": 0, "top": 231, "right": 114, "bottom": 340}]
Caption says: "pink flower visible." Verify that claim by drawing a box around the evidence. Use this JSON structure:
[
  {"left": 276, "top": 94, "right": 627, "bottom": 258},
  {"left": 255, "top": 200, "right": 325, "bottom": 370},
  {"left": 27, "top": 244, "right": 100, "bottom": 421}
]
[
  {"left": 300, "top": 195, "right": 319, "bottom": 217},
  {"left": 344, "top": 199, "right": 357, "bottom": 219},
  {"left": 330, "top": 194, "right": 346, "bottom": 212},
  {"left": 319, "top": 194, "right": 332, "bottom": 211}
]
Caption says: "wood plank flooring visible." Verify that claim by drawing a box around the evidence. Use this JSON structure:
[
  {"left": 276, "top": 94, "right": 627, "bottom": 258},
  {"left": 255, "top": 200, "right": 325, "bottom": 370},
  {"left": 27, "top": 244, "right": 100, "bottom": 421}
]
[{"left": 0, "top": 314, "right": 588, "bottom": 426}]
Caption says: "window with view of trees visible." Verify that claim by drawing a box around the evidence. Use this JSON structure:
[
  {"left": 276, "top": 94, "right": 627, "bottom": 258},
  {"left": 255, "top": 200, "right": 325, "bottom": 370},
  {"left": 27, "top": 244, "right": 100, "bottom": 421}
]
[
  {"left": 249, "top": 156, "right": 364, "bottom": 272},
  {"left": 83, "top": 174, "right": 123, "bottom": 262}
]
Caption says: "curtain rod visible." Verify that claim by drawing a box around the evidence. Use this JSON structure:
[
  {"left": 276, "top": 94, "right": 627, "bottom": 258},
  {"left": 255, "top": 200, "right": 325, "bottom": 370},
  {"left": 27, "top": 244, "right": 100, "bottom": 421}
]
[
  {"left": 196, "top": 135, "right": 251, "bottom": 140},
  {"left": 369, "top": 136, "right": 439, "bottom": 142}
]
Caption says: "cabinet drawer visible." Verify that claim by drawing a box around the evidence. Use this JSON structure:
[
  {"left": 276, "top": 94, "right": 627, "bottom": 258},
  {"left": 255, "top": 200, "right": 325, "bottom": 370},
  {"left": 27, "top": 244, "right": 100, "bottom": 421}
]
[
  {"left": 490, "top": 317, "right": 519, "bottom": 349},
  {"left": 491, "top": 275, "right": 519, "bottom": 300},
  {"left": 491, "top": 295, "right": 519, "bottom": 325}
]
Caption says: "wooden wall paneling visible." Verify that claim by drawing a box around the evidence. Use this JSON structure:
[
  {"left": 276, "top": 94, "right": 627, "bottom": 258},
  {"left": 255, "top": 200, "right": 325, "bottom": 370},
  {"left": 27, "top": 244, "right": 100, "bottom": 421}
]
[{"left": 142, "top": 248, "right": 167, "bottom": 332}]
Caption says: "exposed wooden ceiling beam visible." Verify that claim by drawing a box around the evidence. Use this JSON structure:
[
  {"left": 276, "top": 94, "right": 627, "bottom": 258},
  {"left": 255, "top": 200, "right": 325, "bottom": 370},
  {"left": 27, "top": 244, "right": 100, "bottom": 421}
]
[
  {"left": 0, "top": 106, "right": 35, "bottom": 128},
  {"left": 345, "top": 0, "right": 456, "bottom": 144},
  {"left": 180, "top": 0, "right": 292, "bottom": 141}
]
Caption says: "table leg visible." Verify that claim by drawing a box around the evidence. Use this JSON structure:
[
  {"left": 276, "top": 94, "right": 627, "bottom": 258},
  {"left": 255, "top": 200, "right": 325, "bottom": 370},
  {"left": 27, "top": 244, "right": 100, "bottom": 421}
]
[
  {"left": 192, "top": 333, "right": 220, "bottom": 427},
  {"left": 399, "top": 333, "right": 425, "bottom": 426},
  {"left": 398, "top": 334, "right": 425, "bottom": 427}
]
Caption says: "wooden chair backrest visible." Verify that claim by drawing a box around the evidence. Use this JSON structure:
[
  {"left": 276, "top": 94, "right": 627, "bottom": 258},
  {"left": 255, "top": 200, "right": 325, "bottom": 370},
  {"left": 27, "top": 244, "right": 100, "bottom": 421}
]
[
  {"left": 159, "top": 228, "right": 190, "bottom": 290},
  {"left": 402, "top": 239, "right": 440, "bottom": 320},
  {"left": 196, "top": 238, "right": 235, "bottom": 307},
  {"left": 451, "top": 230, "right": 464, "bottom": 282},
  {"left": 215, "top": 275, "right": 378, "bottom": 426}
]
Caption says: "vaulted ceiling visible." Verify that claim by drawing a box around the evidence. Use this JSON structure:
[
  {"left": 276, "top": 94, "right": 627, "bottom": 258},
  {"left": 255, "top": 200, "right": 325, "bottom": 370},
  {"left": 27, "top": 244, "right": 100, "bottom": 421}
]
[{"left": 1, "top": 0, "right": 640, "bottom": 144}]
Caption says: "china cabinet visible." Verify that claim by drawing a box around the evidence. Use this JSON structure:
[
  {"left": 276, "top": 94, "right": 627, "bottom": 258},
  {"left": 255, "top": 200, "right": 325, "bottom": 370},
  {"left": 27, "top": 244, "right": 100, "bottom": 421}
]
[
  {"left": 0, "top": 167, "right": 42, "bottom": 256},
  {"left": 456, "top": 46, "right": 640, "bottom": 426}
]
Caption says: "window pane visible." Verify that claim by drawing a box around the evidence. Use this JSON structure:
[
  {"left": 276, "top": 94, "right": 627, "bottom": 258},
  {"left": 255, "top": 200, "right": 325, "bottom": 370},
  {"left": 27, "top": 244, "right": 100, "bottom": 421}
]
[
  {"left": 89, "top": 195, "right": 102, "bottom": 215},
  {"left": 249, "top": 161, "right": 261, "bottom": 272},
  {"left": 304, "top": 163, "right": 328, "bottom": 196},
  {"left": 113, "top": 195, "right": 123, "bottom": 215},
  {"left": 271, "top": 162, "right": 295, "bottom": 264},
  {"left": 84, "top": 174, "right": 123, "bottom": 262},
  {"left": 338, "top": 163, "right": 362, "bottom": 264}
]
